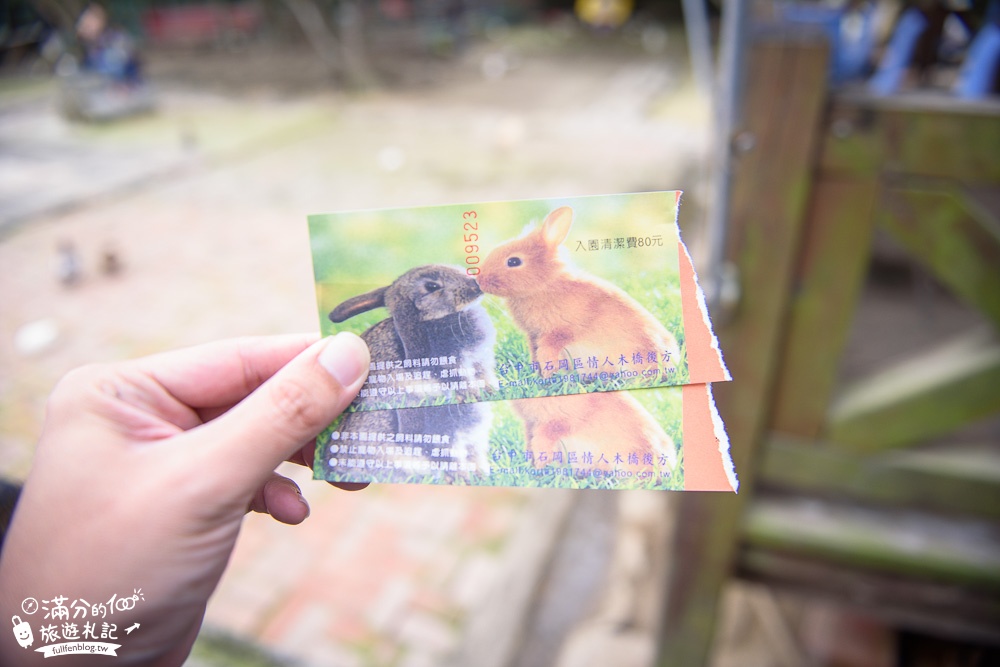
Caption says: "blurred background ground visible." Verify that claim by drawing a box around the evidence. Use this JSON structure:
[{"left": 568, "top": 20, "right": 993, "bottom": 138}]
[{"left": 2, "top": 2, "right": 996, "bottom": 666}]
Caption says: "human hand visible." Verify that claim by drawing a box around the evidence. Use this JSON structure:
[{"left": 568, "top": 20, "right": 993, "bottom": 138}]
[{"left": 0, "top": 333, "right": 370, "bottom": 665}]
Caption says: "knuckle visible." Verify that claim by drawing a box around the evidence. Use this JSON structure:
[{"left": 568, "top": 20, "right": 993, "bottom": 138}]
[
  {"left": 54, "top": 362, "right": 103, "bottom": 391},
  {"left": 235, "top": 336, "right": 270, "bottom": 393},
  {"left": 267, "top": 378, "right": 327, "bottom": 435},
  {"left": 47, "top": 363, "right": 111, "bottom": 413}
]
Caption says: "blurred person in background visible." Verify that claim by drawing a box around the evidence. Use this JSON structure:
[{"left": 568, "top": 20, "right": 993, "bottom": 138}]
[{"left": 75, "top": 2, "right": 142, "bottom": 86}]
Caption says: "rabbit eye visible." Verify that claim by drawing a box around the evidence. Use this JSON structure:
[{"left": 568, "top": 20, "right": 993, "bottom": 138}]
[
  {"left": 507, "top": 257, "right": 522, "bottom": 268},
  {"left": 424, "top": 281, "right": 442, "bottom": 292}
]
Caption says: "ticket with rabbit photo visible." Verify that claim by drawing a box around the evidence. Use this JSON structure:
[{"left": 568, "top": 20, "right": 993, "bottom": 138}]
[
  {"left": 311, "top": 223, "right": 736, "bottom": 492},
  {"left": 308, "top": 191, "right": 730, "bottom": 415},
  {"left": 312, "top": 382, "right": 736, "bottom": 492}
]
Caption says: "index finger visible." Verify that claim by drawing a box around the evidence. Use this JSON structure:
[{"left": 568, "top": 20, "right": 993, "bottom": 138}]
[{"left": 134, "top": 334, "right": 320, "bottom": 411}]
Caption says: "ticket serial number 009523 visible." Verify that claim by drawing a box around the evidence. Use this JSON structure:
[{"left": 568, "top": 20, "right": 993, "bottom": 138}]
[{"left": 462, "top": 210, "right": 480, "bottom": 276}]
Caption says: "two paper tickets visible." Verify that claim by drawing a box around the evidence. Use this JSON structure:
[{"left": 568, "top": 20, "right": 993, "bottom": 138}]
[{"left": 308, "top": 192, "right": 735, "bottom": 492}]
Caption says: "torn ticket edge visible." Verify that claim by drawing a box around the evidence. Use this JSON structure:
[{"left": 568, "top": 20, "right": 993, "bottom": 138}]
[
  {"left": 677, "top": 237, "right": 736, "bottom": 492},
  {"left": 682, "top": 384, "right": 737, "bottom": 492},
  {"left": 678, "top": 235, "right": 731, "bottom": 382},
  {"left": 312, "top": 237, "right": 736, "bottom": 492}
]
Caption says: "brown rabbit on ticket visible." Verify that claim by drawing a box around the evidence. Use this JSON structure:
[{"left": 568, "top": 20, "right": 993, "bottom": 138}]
[
  {"left": 477, "top": 206, "right": 681, "bottom": 378},
  {"left": 512, "top": 391, "right": 678, "bottom": 473}
]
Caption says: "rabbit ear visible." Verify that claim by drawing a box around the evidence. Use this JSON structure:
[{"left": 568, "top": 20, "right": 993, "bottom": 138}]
[
  {"left": 329, "top": 287, "right": 388, "bottom": 322},
  {"left": 384, "top": 289, "right": 430, "bottom": 360},
  {"left": 541, "top": 207, "right": 574, "bottom": 248}
]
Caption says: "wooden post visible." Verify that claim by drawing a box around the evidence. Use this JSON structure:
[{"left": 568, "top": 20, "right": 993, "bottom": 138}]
[{"left": 657, "top": 37, "right": 830, "bottom": 667}]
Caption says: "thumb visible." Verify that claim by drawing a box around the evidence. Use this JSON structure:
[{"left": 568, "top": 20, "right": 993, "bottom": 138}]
[{"left": 193, "top": 332, "right": 370, "bottom": 487}]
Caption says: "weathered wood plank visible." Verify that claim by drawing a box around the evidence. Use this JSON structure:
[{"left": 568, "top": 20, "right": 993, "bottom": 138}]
[
  {"left": 758, "top": 436, "right": 1000, "bottom": 519},
  {"left": 820, "top": 94, "right": 1000, "bottom": 183},
  {"left": 658, "top": 38, "right": 829, "bottom": 667},
  {"left": 879, "top": 187, "right": 1000, "bottom": 327},
  {"left": 743, "top": 498, "right": 1000, "bottom": 589},
  {"left": 964, "top": 188, "right": 1000, "bottom": 233},
  {"left": 770, "top": 179, "right": 877, "bottom": 438},
  {"left": 826, "top": 328, "right": 1000, "bottom": 452},
  {"left": 738, "top": 550, "right": 1000, "bottom": 645}
]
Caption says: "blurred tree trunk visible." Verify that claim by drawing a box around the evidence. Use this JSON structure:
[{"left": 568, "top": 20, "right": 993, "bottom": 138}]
[
  {"left": 337, "top": 1, "right": 378, "bottom": 88},
  {"left": 279, "top": 0, "right": 378, "bottom": 88},
  {"left": 31, "top": 0, "right": 89, "bottom": 38}
]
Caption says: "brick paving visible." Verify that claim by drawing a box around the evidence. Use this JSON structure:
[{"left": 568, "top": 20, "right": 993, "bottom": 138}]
[
  {"left": 212, "top": 466, "right": 530, "bottom": 667},
  {"left": 0, "top": 38, "right": 715, "bottom": 666}
]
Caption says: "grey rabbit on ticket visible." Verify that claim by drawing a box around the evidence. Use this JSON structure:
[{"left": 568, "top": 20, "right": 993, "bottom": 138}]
[{"left": 327, "top": 264, "right": 497, "bottom": 478}]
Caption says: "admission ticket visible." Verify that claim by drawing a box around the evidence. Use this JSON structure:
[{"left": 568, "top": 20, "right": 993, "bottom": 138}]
[
  {"left": 309, "top": 192, "right": 729, "bottom": 415},
  {"left": 309, "top": 195, "right": 735, "bottom": 491}
]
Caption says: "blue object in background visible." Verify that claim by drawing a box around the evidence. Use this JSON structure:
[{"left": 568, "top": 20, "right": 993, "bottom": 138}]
[
  {"left": 868, "top": 7, "right": 929, "bottom": 96},
  {"left": 776, "top": 1, "right": 878, "bottom": 83},
  {"left": 954, "top": 22, "right": 1000, "bottom": 99},
  {"left": 838, "top": 3, "right": 878, "bottom": 81}
]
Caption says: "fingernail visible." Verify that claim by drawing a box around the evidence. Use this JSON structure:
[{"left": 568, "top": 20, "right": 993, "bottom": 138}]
[
  {"left": 318, "top": 332, "right": 370, "bottom": 387},
  {"left": 295, "top": 486, "right": 311, "bottom": 518}
]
